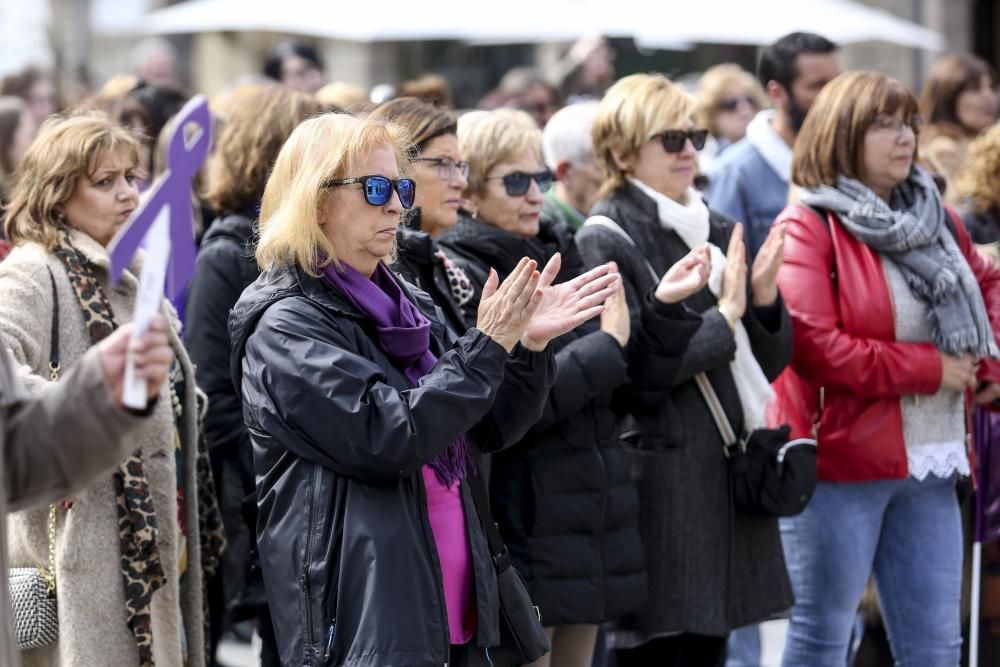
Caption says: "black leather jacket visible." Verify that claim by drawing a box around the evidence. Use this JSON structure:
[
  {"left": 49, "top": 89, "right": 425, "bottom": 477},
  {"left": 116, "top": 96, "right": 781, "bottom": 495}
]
[{"left": 229, "top": 264, "right": 555, "bottom": 666}]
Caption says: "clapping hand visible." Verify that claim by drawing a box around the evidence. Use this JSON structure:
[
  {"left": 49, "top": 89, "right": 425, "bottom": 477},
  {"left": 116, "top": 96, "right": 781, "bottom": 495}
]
[
  {"left": 476, "top": 258, "right": 544, "bottom": 352},
  {"left": 521, "top": 253, "right": 622, "bottom": 351},
  {"left": 751, "top": 220, "right": 786, "bottom": 307},
  {"left": 654, "top": 245, "right": 713, "bottom": 305}
]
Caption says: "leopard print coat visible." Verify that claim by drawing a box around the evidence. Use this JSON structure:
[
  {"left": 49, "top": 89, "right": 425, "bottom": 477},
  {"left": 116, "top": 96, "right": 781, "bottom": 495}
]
[{"left": 0, "top": 229, "right": 207, "bottom": 667}]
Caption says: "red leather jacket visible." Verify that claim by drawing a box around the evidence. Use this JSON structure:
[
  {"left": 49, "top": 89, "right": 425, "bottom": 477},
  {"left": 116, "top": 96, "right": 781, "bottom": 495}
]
[{"left": 770, "top": 203, "right": 1000, "bottom": 482}]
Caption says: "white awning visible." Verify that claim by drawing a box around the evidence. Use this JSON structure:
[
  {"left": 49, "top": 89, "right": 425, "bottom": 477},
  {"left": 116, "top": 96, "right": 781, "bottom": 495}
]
[{"left": 138, "top": 0, "right": 945, "bottom": 51}]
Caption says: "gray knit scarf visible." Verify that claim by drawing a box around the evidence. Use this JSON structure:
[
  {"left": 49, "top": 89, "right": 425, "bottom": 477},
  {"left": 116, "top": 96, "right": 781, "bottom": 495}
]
[{"left": 798, "top": 166, "right": 999, "bottom": 358}]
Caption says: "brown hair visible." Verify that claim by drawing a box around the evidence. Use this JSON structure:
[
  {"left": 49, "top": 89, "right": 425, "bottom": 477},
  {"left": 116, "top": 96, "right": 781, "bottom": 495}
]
[
  {"left": 592, "top": 73, "right": 695, "bottom": 198},
  {"left": 694, "top": 64, "right": 767, "bottom": 136},
  {"left": 398, "top": 75, "right": 454, "bottom": 109},
  {"left": 919, "top": 53, "right": 996, "bottom": 134},
  {"left": 458, "top": 109, "right": 541, "bottom": 197},
  {"left": 203, "top": 87, "right": 321, "bottom": 214},
  {"left": 0, "top": 96, "right": 28, "bottom": 198},
  {"left": 792, "top": 71, "right": 919, "bottom": 188},
  {"left": 4, "top": 110, "right": 140, "bottom": 250},
  {"left": 954, "top": 123, "right": 1000, "bottom": 214},
  {"left": 369, "top": 97, "right": 457, "bottom": 152}
]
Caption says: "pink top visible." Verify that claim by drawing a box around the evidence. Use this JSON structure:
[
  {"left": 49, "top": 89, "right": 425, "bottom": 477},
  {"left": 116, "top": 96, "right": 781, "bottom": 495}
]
[{"left": 421, "top": 465, "right": 476, "bottom": 644}]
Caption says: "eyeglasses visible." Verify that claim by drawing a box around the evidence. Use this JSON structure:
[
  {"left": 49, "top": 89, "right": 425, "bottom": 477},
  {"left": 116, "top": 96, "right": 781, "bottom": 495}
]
[
  {"left": 413, "top": 157, "right": 470, "bottom": 181},
  {"left": 324, "top": 175, "right": 416, "bottom": 209},
  {"left": 653, "top": 128, "right": 709, "bottom": 153},
  {"left": 717, "top": 95, "right": 759, "bottom": 112},
  {"left": 871, "top": 114, "right": 922, "bottom": 136},
  {"left": 486, "top": 169, "right": 554, "bottom": 197}
]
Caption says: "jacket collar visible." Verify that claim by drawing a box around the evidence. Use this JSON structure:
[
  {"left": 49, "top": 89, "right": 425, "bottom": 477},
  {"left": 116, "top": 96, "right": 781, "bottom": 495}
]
[{"left": 64, "top": 227, "right": 142, "bottom": 293}]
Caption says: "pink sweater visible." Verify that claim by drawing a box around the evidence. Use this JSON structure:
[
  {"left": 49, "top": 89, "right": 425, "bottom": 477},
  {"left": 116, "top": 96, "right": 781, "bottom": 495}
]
[{"left": 421, "top": 466, "right": 476, "bottom": 644}]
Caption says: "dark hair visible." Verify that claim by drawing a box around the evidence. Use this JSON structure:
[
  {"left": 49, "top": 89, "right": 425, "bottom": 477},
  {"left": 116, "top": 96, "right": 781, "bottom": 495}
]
[
  {"left": 120, "top": 82, "right": 189, "bottom": 143},
  {"left": 919, "top": 53, "right": 997, "bottom": 131},
  {"left": 264, "top": 41, "right": 324, "bottom": 82},
  {"left": 0, "top": 66, "right": 48, "bottom": 100},
  {"left": 369, "top": 96, "right": 457, "bottom": 151},
  {"left": 758, "top": 32, "right": 838, "bottom": 92}
]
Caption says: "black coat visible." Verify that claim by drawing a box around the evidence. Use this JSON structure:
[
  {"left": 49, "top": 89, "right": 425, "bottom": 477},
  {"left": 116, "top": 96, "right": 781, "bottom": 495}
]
[
  {"left": 962, "top": 206, "right": 1000, "bottom": 245},
  {"left": 577, "top": 183, "right": 794, "bottom": 639},
  {"left": 392, "top": 212, "right": 468, "bottom": 334},
  {"left": 229, "top": 263, "right": 556, "bottom": 666},
  {"left": 185, "top": 211, "right": 263, "bottom": 615},
  {"left": 439, "top": 214, "right": 699, "bottom": 626}
]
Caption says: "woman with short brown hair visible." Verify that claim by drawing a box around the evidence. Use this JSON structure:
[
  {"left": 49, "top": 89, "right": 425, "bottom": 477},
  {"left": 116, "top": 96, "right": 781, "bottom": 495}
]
[{"left": 773, "top": 70, "right": 1000, "bottom": 666}]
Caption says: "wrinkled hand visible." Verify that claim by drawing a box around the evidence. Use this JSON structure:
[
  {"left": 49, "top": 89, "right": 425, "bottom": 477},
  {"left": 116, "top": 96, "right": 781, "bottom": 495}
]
[
  {"left": 975, "top": 381, "right": 1000, "bottom": 405},
  {"left": 655, "top": 245, "right": 712, "bottom": 305},
  {"left": 940, "top": 353, "right": 979, "bottom": 392},
  {"left": 717, "top": 223, "right": 748, "bottom": 325},
  {"left": 99, "top": 314, "right": 175, "bottom": 408},
  {"left": 521, "top": 253, "right": 622, "bottom": 351},
  {"left": 600, "top": 281, "right": 630, "bottom": 348},
  {"left": 751, "top": 220, "right": 786, "bottom": 307},
  {"left": 476, "top": 258, "right": 544, "bottom": 352}
]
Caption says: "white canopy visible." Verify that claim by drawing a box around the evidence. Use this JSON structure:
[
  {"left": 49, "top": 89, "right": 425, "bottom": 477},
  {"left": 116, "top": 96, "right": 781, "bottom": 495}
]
[{"left": 138, "top": 0, "right": 945, "bottom": 51}]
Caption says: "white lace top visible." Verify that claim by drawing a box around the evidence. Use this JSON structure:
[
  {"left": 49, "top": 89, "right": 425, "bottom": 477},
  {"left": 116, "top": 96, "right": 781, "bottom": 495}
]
[{"left": 883, "top": 259, "right": 969, "bottom": 480}]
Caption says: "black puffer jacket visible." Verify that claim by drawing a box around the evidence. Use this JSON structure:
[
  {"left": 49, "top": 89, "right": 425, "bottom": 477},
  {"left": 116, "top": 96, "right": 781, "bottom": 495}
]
[
  {"left": 392, "top": 211, "right": 468, "bottom": 334},
  {"left": 185, "top": 211, "right": 263, "bottom": 615},
  {"left": 439, "top": 214, "right": 700, "bottom": 626},
  {"left": 229, "top": 263, "right": 555, "bottom": 666}
]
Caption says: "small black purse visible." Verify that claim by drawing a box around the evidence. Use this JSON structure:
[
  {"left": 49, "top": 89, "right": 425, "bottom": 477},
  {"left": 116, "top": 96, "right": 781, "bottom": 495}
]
[
  {"left": 694, "top": 373, "right": 817, "bottom": 517},
  {"left": 467, "top": 471, "right": 550, "bottom": 667}
]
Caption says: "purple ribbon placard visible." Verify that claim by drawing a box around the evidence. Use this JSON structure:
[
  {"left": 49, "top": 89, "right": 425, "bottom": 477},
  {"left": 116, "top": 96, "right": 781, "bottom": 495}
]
[{"left": 108, "top": 94, "right": 212, "bottom": 298}]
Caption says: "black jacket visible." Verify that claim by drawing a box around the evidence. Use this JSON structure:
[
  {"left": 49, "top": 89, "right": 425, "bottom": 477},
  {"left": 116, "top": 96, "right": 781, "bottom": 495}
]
[
  {"left": 962, "top": 206, "right": 1000, "bottom": 245},
  {"left": 577, "top": 183, "right": 794, "bottom": 638},
  {"left": 229, "top": 263, "right": 555, "bottom": 666},
  {"left": 185, "top": 211, "right": 264, "bottom": 615},
  {"left": 440, "top": 214, "right": 700, "bottom": 626},
  {"left": 392, "top": 212, "right": 468, "bottom": 334}
]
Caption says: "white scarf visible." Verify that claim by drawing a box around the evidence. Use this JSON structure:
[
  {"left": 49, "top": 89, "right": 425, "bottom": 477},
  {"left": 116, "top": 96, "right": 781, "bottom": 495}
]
[
  {"left": 628, "top": 177, "right": 774, "bottom": 430},
  {"left": 745, "top": 110, "right": 792, "bottom": 184}
]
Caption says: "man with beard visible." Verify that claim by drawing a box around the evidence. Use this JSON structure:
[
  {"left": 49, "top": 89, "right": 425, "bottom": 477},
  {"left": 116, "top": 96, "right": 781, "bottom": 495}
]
[{"left": 706, "top": 32, "right": 839, "bottom": 257}]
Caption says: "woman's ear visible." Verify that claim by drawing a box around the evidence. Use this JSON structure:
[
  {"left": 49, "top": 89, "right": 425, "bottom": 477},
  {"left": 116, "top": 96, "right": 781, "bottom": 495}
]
[{"left": 609, "top": 147, "right": 631, "bottom": 173}]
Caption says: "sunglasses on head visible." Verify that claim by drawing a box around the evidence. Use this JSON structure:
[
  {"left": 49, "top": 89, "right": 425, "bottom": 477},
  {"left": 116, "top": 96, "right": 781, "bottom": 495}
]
[
  {"left": 717, "top": 95, "right": 759, "bottom": 112},
  {"left": 654, "top": 128, "right": 709, "bottom": 153},
  {"left": 486, "top": 169, "right": 554, "bottom": 197},
  {"left": 324, "top": 175, "right": 416, "bottom": 209}
]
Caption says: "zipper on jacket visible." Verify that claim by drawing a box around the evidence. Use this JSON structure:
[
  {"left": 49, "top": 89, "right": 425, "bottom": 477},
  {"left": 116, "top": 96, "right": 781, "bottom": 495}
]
[
  {"left": 301, "top": 465, "right": 322, "bottom": 654},
  {"left": 811, "top": 387, "right": 825, "bottom": 442},
  {"left": 322, "top": 618, "right": 336, "bottom": 662},
  {"left": 415, "top": 472, "right": 452, "bottom": 661},
  {"left": 596, "top": 441, "right": 608, "bottom": 618}
]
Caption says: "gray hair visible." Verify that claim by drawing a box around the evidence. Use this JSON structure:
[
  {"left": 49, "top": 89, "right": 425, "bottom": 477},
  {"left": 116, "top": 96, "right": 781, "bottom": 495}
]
[{"left": 541, "top": 100, "right": 599, "bottom": 170}]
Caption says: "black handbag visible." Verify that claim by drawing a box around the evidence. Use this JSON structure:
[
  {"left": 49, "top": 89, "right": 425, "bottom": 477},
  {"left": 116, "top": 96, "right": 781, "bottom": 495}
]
[
  {"left": 582, "top": 214, "right": 817, "bottom": 517},
  {"left": 694, "top": 372, "right": 817, "bottom": 517},
  {"left": 467, "top": 470, "right": 550, "bottom": 667}
]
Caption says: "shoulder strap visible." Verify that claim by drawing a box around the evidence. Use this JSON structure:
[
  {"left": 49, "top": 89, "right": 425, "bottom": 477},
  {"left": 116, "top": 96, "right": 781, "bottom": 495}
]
[
  {"left": 466, "top": 470, "right": 513, "bottom": 574},
  {"left": 583, "top": 215, "right": 659, "bottom": 283},
  {"left": 46, "top": 267, "right": 60, "bottom": 381}
]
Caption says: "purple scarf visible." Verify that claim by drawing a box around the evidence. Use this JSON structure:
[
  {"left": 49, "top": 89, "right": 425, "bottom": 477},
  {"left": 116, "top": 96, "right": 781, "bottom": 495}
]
[{"left": 322, "top": 261, "right": 475, "bottom": 486}]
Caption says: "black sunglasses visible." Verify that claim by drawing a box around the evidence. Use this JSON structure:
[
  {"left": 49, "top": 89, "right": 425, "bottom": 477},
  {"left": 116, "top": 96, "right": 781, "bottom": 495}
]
[
  {"left": 324, "top": 175, "right": 416, "bottom": 209},
  {"left": 654, "top": 129, "right": 709, "bottom": 153},
  {"left": 717, "top": 95, "right": 759, "bottom": 112},
  {"left": 486, "top": 169, "right": 554, "bottom": 197}
]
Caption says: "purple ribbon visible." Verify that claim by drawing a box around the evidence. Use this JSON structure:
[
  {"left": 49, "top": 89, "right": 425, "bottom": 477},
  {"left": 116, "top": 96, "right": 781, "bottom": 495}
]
[{"left": 108, "top": 95, "right": 212, "bottom": 300}]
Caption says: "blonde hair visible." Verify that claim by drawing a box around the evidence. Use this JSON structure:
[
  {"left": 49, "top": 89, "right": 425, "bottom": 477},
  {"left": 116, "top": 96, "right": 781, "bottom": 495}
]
[
  {"left": 458, "top": 108, "right": 542, "bottom": 196},
  {"left": 694, "top": 64, "right": 767, "bottom": 136},
  {"left": 592, "top": 73, "right": 696, "bottom": 198},
  {"left": 316, "top": 81, "right": 369, "bottom": 111},
  {"left": 4, "top": 110, "right": 140, "bottom": 250},
  {"left": 256, "top": 112, "right": 412, "bottom": 275},
  {"left": 954, "top": 123, "right": 1000, "bottom": 214}
]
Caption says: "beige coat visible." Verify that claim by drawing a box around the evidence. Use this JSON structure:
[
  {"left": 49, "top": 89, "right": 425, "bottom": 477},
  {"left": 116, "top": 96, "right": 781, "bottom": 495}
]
[
  {"left": 1, "top": 341, "right": 150, "bottom": 667},
  {"left": 0, "top": 229, "right": 205, "bottom": 667}
]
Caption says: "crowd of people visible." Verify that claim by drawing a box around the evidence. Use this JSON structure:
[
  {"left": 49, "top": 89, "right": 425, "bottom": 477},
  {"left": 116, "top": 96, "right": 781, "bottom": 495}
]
[{"left": 1, "top": 28, "right": 1000, "bottom": 667}]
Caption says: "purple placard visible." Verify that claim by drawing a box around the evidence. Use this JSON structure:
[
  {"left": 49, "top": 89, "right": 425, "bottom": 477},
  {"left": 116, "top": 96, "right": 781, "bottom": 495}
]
[{"left": 108, "top": 95, "right": 212, "bottom": 299}]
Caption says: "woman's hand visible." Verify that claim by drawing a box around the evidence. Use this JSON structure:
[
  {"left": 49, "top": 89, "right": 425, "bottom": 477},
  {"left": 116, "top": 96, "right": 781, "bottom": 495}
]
[
  {"left": 600, "top": 282, "right": 631, "bottom": 349},
  {"left": 975, "top": 381, "right": 1000, "bottom": 405},
  {"left": 521, "top": 253, "right": 622, "bottom": 351},
  {"left": 655, "top": 245, "right": 712, "bottom": 305},
  {"left": 476, "top": 257, "right": 544, "bottom": 352},
  {"left": 100, "top": 314, "right": 176, "bottom": 407},
  {"left": 940, "top": 353, "right": 979, "bottom": 392},
  {"left": 751, "top": 220, "right": 786, "bottom": 307},
  {"left": 717, "top": 223, "right": 748, "bottom": 326}
]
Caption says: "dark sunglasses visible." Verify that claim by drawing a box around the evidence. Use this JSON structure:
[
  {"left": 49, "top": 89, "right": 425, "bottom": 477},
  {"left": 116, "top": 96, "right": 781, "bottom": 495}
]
[
  {"left": 654, "top": 128, "right": 709, "bottom": 153},
  {"left": 486, "top": 169, "right": 554, "bottom": 197},
  {"left": 717, "top": 95, "right": 759, "bottom": 112},
  {"left": 324, "top": 175, "right": 416, "bottom": 209}
]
